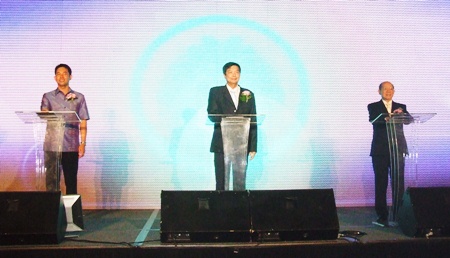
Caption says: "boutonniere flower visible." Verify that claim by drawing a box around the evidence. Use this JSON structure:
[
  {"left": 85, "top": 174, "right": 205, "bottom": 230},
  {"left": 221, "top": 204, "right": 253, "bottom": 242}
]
[
  {"left": 66, "top": 93, "right": 77, "bottom": 101},
  {"left": 239, "top": 90, "right": 252, "bottom": 103}
]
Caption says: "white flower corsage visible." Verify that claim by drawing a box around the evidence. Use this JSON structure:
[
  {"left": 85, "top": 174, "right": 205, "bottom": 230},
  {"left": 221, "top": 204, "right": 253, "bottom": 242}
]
[
  {"left": 66, "top": 93, "right": 77, "bottom": 101},
  {"left": 239, "top": 90, "right": 252, "bottom": 103}
]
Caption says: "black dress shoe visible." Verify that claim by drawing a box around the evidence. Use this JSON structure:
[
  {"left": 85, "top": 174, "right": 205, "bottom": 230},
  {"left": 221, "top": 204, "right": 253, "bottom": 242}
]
[{"left": 372, "top": 218, "right": 389, "bottom": 227}]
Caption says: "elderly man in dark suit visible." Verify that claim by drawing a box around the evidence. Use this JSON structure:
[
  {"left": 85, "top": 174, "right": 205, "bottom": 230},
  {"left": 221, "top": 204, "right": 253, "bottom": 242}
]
[
  {"left": 368, "top": 81, "right": 408, "bottom": 227},
  {"left": 207, "top": 62, "right": 257, "bottom": 191}
]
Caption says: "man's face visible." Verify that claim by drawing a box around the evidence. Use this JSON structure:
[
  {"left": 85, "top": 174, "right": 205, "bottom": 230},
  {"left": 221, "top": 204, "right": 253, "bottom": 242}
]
[
  {"left": 224, "top": 65, "right": 240, "bottom": 87},
  {"left": 54, "top": 67, "right": 71, "bottom": 87},
  {"left": 379, "top": 82, "right": 395, "bottom": 101}
]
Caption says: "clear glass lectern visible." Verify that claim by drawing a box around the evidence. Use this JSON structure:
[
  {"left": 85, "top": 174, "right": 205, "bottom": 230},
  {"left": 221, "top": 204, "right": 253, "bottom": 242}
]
[
  {"left": 15, "top": 111, "right": 81, "bottom": 191},
  {"left": 208, "top": 114, "right": 263, "bottom": 191},
  {"left": 371, "top": 112, "right": 436, "bottom": 221}
]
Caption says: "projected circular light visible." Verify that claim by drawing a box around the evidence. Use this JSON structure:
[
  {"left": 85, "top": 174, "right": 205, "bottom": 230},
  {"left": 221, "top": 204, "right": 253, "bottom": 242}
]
[
  {"left": 131, "top": 16, "right": 312, "bottom": 190},
  {"left": 132, "top": 15, "right": 310, "bottom": 151}
]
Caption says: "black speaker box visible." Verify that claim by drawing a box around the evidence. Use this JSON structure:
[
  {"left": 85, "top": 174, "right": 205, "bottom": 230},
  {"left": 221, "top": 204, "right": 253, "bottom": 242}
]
[
  {"left": 160, "top": 190, "right": 251, "bottom": 242},
  {"left": 398, "top": 187, "right": 450, "bottom": 237},
  {"left": 0, "top": 191, "right": 67, "bottom": 245},
  {"left": 250, "top": 189, "right": 340, "bottom": 241}
]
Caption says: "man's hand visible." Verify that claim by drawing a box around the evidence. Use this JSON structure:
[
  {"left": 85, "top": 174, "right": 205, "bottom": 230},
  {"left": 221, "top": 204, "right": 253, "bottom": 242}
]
[
  {"left": 249, "top": 152, "right": 256, "bottom": 160},
  {"left": 385, "top": 107, "right": 404, "bottom": 121},
  {"left": 393, "top": 107, "right": 404, "bottom": 114},
  {"left": 78, "top": 144, "right": 85, "bottom": 158}
]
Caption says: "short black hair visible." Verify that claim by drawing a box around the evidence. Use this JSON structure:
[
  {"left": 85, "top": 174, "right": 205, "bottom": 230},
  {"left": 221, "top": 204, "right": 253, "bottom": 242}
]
[
  {"left": 55, "top": 64, "right": 72, "bottom": 75},
  {"left": 222, "top": 62, "right": 241, "bottom": 75}
]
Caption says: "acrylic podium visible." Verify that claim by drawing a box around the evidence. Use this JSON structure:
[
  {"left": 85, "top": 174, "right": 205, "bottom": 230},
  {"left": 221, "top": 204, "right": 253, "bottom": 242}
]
[
  {"left": 15, "top": 111, "right": 81, "bottom": 191},
  {"left": 208, "top": 114, "right": 263, "bottom": 190},
  {"left": 371, "top": 112, "right": 436, "bottom": 222}
]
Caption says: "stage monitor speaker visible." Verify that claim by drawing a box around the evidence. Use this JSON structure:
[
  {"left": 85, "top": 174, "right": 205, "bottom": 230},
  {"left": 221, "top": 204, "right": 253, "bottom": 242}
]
[
  {"left": 63, "top": 195, "right": 84, "bottom": 232},
  {"left": 398, "top": 187, "right": 450, "bottom": 237},
  {"left": 0, "top": 191, "right": 67, "bottom": 245},
  {"left": 160, "top": 190, "right": 251, "bottom": 242},
  {"left": 250, "top": 189, "right": 340, "bottom": 241}
]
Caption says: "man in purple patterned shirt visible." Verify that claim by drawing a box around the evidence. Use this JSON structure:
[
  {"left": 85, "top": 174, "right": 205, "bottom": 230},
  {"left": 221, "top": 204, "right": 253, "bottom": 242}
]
[{"left": 41, "top": 64, "right": 90, "bottom": 194}]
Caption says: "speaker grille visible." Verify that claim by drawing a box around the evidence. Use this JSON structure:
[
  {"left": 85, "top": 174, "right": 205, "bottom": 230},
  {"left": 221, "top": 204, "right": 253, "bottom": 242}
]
[
  {"left": 398, "top": 187, "right": 450, "bottom": 237},
  {"left": 0, "top": 191, "right": 67, "bottom": 245},
  {"left": 160, "top": 189, "right": 339, "bottom": 242}
]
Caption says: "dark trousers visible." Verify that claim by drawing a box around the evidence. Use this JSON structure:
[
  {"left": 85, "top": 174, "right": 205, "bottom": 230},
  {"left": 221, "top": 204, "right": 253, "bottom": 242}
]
[
  {"left": 45, "top": 151, "right": 79, "bottom": 194},
  {"left": 214, "top": 152, "right": 226, "bottom": 190},
  {"left": 214, "top": 152, "right": 247, "bottom": 191},
  {"left": 372, "top": 155, "right": 405, "bottom": 221}
]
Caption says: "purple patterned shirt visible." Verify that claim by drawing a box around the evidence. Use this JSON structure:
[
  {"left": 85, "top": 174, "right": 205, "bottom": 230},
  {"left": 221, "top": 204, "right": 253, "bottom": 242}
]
[{"left": 41, "top": 88, "right": 90, "bottom": 152}]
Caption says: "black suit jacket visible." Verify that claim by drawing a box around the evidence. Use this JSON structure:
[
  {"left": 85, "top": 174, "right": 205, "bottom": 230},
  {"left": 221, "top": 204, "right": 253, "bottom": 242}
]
[
  {"left": 207, "top": 85, "right": 257, "bottom": 153},
  {"left": 368, "top": 100, "right": 408, "bottom": 156}
]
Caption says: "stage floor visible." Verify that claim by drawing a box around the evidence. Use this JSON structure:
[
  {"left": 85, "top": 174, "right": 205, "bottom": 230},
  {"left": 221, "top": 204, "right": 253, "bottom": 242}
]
[{"left": 2, "top": 207, "right": 450, "bottom": 258}]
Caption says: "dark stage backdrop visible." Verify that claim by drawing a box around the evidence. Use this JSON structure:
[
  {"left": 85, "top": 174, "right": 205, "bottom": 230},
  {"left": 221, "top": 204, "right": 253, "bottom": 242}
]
[{"left": 1, "top": 1, "right": 449, "bottom": 209}]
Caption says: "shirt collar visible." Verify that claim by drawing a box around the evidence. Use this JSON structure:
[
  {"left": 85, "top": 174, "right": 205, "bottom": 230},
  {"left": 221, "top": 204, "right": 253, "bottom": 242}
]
[
  {"left": 54, "top": 87, "right": 73, "bottom": 95},
  {"left": 226, "top": 84, "right": 240, "bottom": 93}
]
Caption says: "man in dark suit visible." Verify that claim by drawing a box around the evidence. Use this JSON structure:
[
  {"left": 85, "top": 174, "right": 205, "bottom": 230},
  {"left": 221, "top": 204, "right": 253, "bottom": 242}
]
[
  {"left": 207, "top": 62, "right": 257, "bottom": 190},
  {"left": 368, "top": 81, "right": 408, "bottom": 227}
]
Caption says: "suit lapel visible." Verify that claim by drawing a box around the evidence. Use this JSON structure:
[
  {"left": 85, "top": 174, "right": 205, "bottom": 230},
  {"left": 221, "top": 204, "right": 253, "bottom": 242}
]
[
  {"left": 379, "top": 100, "right": 389, "bottom": 113},
  {"left": 221, "top": 85, "right": 235, "bottom": 108},
  {"left": 236, "top": 88, "right": 245, "bottom": 112},
  {"left": 392, "top": 101, "right": 400, "bottom": 111}
]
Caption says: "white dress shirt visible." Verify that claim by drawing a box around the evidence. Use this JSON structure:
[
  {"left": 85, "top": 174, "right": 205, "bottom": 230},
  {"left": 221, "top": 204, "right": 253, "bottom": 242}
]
[
  {"left": 227, "top": 84, "right": 240, "bottom": 109},
  {"left": 382, "top": 100, "right": 392, "bottom": 113}
]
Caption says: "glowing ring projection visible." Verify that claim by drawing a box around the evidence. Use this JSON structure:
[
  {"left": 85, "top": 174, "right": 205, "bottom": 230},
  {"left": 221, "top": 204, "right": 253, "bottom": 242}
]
[{"left": 131, "top": 15, "right": 310, "bottom": 148}]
